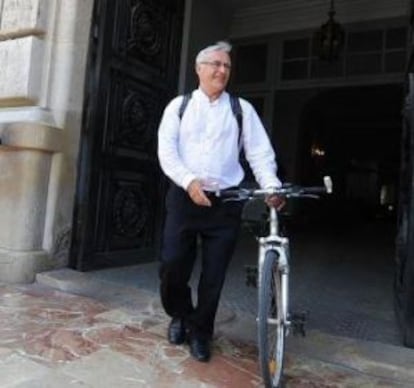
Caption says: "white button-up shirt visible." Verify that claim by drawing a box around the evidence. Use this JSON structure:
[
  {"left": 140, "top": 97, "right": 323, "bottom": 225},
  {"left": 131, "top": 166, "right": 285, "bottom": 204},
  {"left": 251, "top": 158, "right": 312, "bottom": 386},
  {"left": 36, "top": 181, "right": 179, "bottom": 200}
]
[{"left": 158, "top": 88, "right": 281, "bottom": 190}]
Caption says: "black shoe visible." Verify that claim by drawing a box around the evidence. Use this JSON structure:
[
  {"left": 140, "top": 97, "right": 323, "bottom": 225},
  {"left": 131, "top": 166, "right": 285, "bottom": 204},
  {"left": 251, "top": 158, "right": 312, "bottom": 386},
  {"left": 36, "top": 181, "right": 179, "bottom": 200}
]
[
  {"left": 189, "top": 336, "right": 211, "bottom": 362},
  {"left": 168, "top": 317, "right": 186, "bottom": 345}
]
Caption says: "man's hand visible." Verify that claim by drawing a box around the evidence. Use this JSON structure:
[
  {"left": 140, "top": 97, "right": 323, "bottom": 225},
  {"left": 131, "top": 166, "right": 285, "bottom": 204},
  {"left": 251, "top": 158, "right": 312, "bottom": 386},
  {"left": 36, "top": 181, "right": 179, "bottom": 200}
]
[
  {"left": 187, "top": 179, "right": 212, "bottom": 207},
  {"left": 265, "top": 194, "right": 285, "bottom": 210}
]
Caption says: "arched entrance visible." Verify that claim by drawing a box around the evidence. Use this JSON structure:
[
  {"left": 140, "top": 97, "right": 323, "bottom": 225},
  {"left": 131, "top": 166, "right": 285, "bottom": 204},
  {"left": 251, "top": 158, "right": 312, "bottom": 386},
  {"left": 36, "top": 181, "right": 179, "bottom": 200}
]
[{"left": 283, "top": 84, "right": 403, "bottom": 343}]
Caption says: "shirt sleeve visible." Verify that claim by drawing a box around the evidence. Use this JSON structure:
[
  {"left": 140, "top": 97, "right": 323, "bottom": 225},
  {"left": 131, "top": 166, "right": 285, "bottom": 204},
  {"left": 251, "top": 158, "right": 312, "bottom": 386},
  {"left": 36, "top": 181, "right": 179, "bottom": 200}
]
[
  {"left": 157, "top": 97, "right": 197, "bottom": 189},
  {"left": 240, "top": 99, "right": 282, "bottom": 189}
]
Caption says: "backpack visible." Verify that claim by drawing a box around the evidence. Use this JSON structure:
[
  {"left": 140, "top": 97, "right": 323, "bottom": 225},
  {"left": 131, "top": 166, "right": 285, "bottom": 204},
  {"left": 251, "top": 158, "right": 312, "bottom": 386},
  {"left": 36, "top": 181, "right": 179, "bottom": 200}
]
[{"left": 178, "top": 93, "right": 255, "bottom": 185}]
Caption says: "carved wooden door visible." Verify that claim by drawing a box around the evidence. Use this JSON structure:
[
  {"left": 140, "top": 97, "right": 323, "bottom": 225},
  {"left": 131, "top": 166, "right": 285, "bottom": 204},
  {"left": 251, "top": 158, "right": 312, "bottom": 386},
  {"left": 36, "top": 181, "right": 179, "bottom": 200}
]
[{"left": 71, "top": 0, "right": 184, "bottom": 270}]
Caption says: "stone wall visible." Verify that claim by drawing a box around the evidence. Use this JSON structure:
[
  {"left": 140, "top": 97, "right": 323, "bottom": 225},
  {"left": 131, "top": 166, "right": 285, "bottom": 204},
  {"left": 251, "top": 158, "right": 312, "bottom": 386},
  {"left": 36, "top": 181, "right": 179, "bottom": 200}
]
[
  {"left": 0, "top": 0, "right": 93, "bottom": 283},
  {"left": 0, "top": 0, "right": 46, "bottom": 103}
]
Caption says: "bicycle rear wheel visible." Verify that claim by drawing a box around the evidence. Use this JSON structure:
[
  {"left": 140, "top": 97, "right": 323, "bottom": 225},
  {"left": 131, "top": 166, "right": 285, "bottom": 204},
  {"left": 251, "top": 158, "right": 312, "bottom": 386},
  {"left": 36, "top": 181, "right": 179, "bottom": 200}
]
[{"left": 258, "top": 250, "right": 285, "bottom": 388}]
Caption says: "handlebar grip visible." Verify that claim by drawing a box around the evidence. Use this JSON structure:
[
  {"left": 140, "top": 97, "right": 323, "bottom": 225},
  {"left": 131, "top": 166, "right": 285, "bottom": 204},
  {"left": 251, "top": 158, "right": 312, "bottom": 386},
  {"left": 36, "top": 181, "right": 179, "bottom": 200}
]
[
  {"left": 300, "top": 176, "right": 333, "bottom": 195},
  {"left": 323, "top": 176, "right": 333, "bottom": 193}
]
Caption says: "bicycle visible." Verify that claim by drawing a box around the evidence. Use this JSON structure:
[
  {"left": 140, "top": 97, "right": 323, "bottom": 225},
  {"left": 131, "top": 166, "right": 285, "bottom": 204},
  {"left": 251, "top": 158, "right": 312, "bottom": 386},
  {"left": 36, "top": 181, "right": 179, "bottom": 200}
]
[{"left": 216, "top": 176, "right": 333, "bottom": 388}]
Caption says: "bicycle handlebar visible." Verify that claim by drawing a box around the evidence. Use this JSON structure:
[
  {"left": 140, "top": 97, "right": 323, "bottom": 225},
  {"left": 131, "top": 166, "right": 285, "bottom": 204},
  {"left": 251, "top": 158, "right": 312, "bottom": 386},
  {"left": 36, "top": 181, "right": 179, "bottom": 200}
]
[{"left": 216, "top": 176, "right": 333, "bottom": 201}]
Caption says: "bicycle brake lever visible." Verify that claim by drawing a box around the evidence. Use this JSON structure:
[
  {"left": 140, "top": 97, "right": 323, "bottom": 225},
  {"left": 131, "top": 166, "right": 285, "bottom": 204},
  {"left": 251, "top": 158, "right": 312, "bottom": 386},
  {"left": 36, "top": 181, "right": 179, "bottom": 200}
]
[
  {"left": 222, "top": 194, "right": 248, "bottom": 202},
  {"left": 303, "top": 194, "right": 320, "bottom": 199},
  {"left": 223, "top": 199, "right": 245, "bottom": 203},
  {"left": 289, "top": 193, "right": 320, "bottom": 199}
]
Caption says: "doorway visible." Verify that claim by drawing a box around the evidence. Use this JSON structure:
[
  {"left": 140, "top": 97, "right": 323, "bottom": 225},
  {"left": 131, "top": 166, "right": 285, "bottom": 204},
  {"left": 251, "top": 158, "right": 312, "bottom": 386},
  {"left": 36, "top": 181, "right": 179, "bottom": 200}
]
[
  {"left": 281, "top": 84, "right": 403, "bottom": 343},
  {"left": 298, "top": 85, "right": 402, "bottom": 226}
]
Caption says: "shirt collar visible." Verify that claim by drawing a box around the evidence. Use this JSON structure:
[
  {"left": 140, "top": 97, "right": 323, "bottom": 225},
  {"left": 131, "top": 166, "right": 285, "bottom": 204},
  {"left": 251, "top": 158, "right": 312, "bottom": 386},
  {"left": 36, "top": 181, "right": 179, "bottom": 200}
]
[{"left": 195, "top": 88, "right": 228, "bottom": 106}]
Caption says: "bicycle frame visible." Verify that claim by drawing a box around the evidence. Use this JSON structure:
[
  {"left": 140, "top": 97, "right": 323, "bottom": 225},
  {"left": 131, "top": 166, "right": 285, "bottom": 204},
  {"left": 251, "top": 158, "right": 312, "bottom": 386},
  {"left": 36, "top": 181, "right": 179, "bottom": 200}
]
[
  {"left": 217, "top": 176, "right": 332, "bottom": 388},
  {"left": 258, "top": 206, "right": 290, "bottom": 330}
]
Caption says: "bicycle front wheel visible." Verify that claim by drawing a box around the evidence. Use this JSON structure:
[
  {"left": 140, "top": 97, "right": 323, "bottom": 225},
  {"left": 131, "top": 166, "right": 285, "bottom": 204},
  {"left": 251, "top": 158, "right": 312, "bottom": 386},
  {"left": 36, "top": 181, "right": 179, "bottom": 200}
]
[{"left": 258, "top": 250, "right": 285, "bottom": 388}]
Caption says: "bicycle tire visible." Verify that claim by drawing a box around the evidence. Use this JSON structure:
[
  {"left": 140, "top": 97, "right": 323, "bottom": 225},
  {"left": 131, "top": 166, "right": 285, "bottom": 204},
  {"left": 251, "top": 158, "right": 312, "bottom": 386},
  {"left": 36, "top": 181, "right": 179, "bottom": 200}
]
[{"left": 258, "top": 250, "right": 285, "bottom": 388}]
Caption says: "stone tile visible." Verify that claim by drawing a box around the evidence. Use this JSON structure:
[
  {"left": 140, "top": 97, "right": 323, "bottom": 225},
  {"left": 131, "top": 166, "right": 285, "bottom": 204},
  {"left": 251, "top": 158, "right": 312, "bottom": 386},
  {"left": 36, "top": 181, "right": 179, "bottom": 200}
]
[
  {"left": 12, "top": 371, "right": 91, "bottom": 388},
  {"left": 23, "top": 327, "right": 101, "bottom": 363},
  {"left": 0, "top": 284, "right": 109, "bottom": 364},
  {"left": 110, "top": 327, "right": 190, "bottom": 371},
  {"left": 95, "top": 304, "right": 167, "bottom": 330},
  {"left": 59, "top": 348, "right": 204, "bottom": 388},
  {"left": 284, "top": 355, "right": 407, "bottom": 388},
  {"left": 0, "top": 352, "right": 50, "bottom": 387},
  {"left": 287, "top": 330, "right": 414, "bottom": 384},
  {"left": 0, "top": 347, "right": 14, "bottom": 358},
  {"left": 181, "top": 353, "right": 262, "bottom": 387}
]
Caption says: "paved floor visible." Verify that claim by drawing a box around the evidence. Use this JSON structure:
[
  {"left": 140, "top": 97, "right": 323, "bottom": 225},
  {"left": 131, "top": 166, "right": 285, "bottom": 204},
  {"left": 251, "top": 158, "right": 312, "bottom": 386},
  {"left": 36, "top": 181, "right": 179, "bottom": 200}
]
[
  {"left": 89, "top": 216, "right": 401, "bottom": 345},
  {"left": 0, "top": 214, "right": 410, "bottom": 387}
]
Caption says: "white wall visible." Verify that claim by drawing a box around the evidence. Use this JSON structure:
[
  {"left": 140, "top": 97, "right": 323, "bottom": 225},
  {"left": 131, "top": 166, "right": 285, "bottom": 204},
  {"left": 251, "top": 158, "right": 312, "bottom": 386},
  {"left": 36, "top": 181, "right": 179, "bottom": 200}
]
[{"left": 0, "top": 0, "right": 94, "bottom": 282}]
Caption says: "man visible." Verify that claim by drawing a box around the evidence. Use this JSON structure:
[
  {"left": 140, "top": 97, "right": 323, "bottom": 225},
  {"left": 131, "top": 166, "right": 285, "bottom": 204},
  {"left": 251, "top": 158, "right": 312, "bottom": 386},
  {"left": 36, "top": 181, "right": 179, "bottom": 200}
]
[{"left": 157, "top": 41, "right": 283, "bottom": 362}]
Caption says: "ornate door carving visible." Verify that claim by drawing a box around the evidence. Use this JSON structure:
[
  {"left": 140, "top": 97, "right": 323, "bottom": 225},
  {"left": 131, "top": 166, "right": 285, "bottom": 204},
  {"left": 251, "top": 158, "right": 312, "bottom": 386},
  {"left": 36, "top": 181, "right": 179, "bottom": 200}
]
[{"left": 71, "top": 0, "right": 184, "bottom": 269}]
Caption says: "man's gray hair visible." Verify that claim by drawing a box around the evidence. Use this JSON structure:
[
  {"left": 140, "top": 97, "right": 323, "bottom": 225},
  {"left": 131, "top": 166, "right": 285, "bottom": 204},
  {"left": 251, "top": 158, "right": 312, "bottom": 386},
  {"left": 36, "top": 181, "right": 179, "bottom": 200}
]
[{"left": 195, "top": 41, "right": 232, "bottom": 64}]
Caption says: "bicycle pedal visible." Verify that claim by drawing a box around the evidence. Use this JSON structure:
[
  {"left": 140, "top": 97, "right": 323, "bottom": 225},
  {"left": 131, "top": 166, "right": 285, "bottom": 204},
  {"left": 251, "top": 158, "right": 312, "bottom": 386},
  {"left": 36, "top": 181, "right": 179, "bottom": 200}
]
[
  {"left": 244, "top": 265, "right": 258, "bottom": 288},
  {"left": 290, "top": 311, "right": 308, "bottom": 337}
]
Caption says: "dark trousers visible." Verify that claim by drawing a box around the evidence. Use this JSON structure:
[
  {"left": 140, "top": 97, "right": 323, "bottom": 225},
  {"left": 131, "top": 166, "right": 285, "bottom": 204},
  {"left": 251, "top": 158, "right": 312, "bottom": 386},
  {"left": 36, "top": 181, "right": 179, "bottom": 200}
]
[{"left": 159, "top": 184, "right": 243, "bottom": 340}]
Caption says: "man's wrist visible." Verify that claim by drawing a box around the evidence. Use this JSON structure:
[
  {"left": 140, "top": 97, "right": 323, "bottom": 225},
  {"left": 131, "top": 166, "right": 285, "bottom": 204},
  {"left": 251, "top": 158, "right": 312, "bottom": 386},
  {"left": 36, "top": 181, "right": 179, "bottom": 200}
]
[{"left": 182, "top": 174, "right": 197, "bottom": 190}]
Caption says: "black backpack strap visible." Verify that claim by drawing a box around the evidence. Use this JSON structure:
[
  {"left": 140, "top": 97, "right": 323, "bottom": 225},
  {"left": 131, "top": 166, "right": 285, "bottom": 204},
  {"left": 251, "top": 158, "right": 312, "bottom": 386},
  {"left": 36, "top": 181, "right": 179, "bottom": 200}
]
[
  {"left": 178, "top": 93, "right": 192, "bottom": 119},
  {"left": 230, "top": 95, "right": 243, "bottom": 150}
]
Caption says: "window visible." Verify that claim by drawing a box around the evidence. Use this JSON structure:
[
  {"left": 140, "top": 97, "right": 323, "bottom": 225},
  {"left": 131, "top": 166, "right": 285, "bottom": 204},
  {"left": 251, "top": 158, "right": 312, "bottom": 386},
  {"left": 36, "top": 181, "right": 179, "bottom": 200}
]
[
  {"left": 282, "top": 39, "right": 310, "bottom": 80},
  {"left": 234, "top": 43, "right": 268, "bottom": 84},
  {"left": 281, "top": 26, "right": 408, "bottom": 82}
]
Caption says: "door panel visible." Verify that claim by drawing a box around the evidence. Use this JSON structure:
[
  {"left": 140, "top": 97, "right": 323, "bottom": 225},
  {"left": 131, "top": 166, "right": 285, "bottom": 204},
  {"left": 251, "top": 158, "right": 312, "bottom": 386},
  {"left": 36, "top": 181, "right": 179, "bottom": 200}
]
[{"left": 71, "top": 0, "right": 183, "bottom": 270}]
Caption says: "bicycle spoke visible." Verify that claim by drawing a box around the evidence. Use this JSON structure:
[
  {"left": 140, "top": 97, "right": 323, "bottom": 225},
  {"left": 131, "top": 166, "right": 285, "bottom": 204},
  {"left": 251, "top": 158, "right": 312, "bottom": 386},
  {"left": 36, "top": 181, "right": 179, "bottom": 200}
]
[
  {"left": 258, "top": 251, "right": 285, "bottom": 388},
  {"left": 218, "top": 182, "right": 331, "bottom": 388}
]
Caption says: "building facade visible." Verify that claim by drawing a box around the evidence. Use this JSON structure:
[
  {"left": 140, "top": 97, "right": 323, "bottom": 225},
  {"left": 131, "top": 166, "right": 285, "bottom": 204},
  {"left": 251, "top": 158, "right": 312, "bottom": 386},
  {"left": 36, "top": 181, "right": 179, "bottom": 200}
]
[{"left": 0, "top": 0, "right": 413, "bottom": 343}]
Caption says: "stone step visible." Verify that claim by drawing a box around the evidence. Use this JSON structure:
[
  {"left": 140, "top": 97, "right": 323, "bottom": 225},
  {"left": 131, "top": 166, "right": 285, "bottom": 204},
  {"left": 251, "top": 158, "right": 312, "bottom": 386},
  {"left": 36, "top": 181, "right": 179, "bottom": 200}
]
[{"left": 286, "top": 329, "right": 414, "bottom": 386}]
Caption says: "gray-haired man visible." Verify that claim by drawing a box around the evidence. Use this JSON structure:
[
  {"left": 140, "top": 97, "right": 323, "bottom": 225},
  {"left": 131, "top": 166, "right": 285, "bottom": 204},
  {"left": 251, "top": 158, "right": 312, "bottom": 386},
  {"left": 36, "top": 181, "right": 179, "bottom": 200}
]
[{"left": 157, "top": 41, "right": 283, "bottom": 362}]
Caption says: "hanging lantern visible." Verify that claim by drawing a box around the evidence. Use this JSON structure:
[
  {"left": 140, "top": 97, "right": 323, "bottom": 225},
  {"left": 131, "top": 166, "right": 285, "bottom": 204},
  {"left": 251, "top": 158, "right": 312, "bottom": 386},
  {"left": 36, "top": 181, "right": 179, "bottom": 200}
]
[{"left": 314, "top": 0, "right": 345, "bottom": 61}]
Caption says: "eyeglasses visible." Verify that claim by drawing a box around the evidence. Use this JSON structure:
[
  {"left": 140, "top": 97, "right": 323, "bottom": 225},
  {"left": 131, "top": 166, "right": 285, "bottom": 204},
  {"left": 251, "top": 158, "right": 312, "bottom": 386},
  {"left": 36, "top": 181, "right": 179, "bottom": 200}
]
[{"left": 200, "top": 60, "right": 231, "bottom": 70}]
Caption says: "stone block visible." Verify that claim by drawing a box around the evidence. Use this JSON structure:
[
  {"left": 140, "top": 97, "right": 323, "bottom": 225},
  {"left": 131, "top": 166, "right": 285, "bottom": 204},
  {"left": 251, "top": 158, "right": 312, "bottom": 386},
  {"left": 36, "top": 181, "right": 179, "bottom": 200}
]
[
  {"left": 2, "top": 122, "right": 62, "bottom": 151},
  {"left": 0, "top": 36, "right": 44, "bottom": 101},
  {"left": 0, "top": 130, "right": 66, "bottom": 282},
  {"left": 0, "top": 38, "right": 31, "bottom": 98},
  {"left": 0, "top": 0, "right": 41, "bottom": 30},
  {"left": 53, "top": 0, "right": 94, "bottom": 44},
  {"left": 0, "top": 248, "right": 52, "bottom": 283},
  {"left": 0, "top": 149, "right": 51, "bottom": 250}
]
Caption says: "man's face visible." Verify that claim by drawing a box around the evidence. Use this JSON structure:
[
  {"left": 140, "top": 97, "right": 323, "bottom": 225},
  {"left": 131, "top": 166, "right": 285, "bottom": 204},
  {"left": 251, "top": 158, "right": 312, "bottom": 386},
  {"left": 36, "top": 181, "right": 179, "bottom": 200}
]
[{"left": 196, "top": 50, "right": 231, "bottom": 95}]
